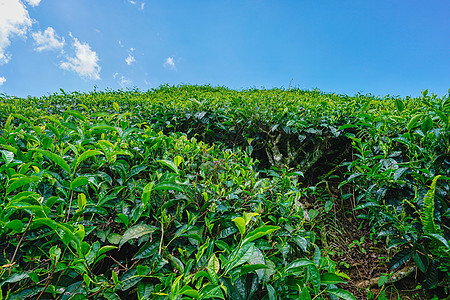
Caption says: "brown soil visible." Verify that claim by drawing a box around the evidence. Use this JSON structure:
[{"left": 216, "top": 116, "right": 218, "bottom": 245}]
[{"left": 315, "top": 182, "right": 447, "bottom": 300}]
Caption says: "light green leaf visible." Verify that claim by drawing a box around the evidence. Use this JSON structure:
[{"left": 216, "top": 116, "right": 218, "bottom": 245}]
[
  {"left": 262, "top": 259, "right": 276, "bottom": 284},
  {"left": 71, "top": 176, "right": 89, "bottom": 190},
  {"left": 5, "top": 219, "right": 23, "bottom": 232},
  {"left": 179, "top": 286, "right": 199, "bottom": 299},
  {"left": 248, "top": 247, "right": 266, "bottom": 281},
  {"left": 421, "top": 175, "right": 440, "bottom": 234},
  {"left": 421, "top": 116, "right": 433, "bottom": 134},
  {"left": 156, "top": 159, "right": 179, "bottom": 174},
  {"left": 98, "top": 245, "right": 117, "bottom": 256},
  {"left": 119, "top": 224, "right": 158, "bottom": 247},
  {"left": 242, "top": 225, "right": 279, "bottom": 244},
  {"left": 174, "top": 155, "right": 184, "bottom": 167},
  {"left": 7, "top": 176, "right": 40, "bottom": 194},
  {"left": 243, "top": 212, "right": 259, "bottom": 225},
  {"left": 0, "top": 150, "right": 14, "bottom": 165},
  {"left": 77, "top": 193, "right": 87, "bottom": 211},
  {"left": 394, "top": 99, "right": 405, "bottom": 112},
  {"left": 142, "top": 181, "right": 154, "bottom": 205},
  {"left": 407, "top": 114, "right": 423, "bottom": 131},
  {"left": 208, "top": 254, "right": 220, "bottom": 274},
  {"left": 232, "top": 217, "right": 246, "bottom": 235},
  {"left": 63, "top": 110, "right": 86, "bottom": 121},
  {"left": 11, "top": 113, "right": 31, "bottom": 124},
  {"left": 267, "top": 284, "right": 276, "bottom": 300},
  {"left": 74, "top": 150, "right": 102, "bottom": 170},
  {"left": 31, "top": 148, "right": 71, "bottom": 174}
]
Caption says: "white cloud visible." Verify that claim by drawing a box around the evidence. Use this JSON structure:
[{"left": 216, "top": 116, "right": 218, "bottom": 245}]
[
  {"left": 0, "top": 0, "right": 33, "bottom": 64},
  {"left": 118, "top": 40, "right": 124, "bottom": 47},
  {"left": 128, "top": 0, "right": 145, "bottom": 10},
  {"left": 32, "top": 27, "right": 65, "bottom": 52},
  {"left": 25, "top": 0, "right": 42, "bottom": 7},
  {"left": 125, "top": 54, "right": 135, "bottom": 65},
  {"left": 125, "top": 48, "right": 136, "bottom": 65},
  {"left": 113, "top": 72, "right": 132, "bottom": 88},
  {"left": 0, "top": 76, "right": 6, "bottom": 85},
  {"left": 163, "top": 56, "right": 176, "bottom": 70},
  {"left": 60, "top": 35, "right": 101, "bottom": 80}
]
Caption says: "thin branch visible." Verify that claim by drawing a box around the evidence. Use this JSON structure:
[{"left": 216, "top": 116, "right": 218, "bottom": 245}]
[{"left": 10, "top": 214, "right": 34, "bottom": 273}]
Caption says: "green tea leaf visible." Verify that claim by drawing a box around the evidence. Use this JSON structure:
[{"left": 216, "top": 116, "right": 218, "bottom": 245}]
[
  {"left": 232, "top": 217, "right": 246, "bottom": 235},
  {"left": 156, "top": 159, "right": 179, "bottom": 174},
  {"left": 71, "top": 176, "right": 89, "bottom": 190},
  {"left": 119, "top": 224, "right": 158, "bottom": 247},
  {"left": 328, "top": 288, "right": 357, "bottom": 300},
  {"left": 421, "top": 116, "right": 433, "bottom": 134},
  {"left": 425, "top": 233, "right": 449, "bottom": 248},
  {"left": 227, "top": 242, "right": 255, "bottom": 270},
  {"left": 389, "top": 248, "right": 413, "bottom": 270},
  {"left": 320, "top": 273, "right": 346, "bottom": 284},
  {"left": 153, "top": 182, "right": 184, "bottom": 192},
  {"left": 208, "top": 254, "right": 220, "bottom": 274},
  {"left": 31, "top": 148, "right": 71, "bottom": 174},
  {"left": 421, "top": 175, "right": 440, "bottom": 234},
  {"left": 63, "top": 110, "right": 86, "bottom": 121},
  {"left": 309, "top": 265, "right": 321, "bottom": 293},
  {"left": 5, "top": 219, "right": 23, "bottom": 232},
  {"left": 0, "top": 150, "right": 14, "bottom": 165},
  {"left": 413, "top": 252, "right": 428, "bottom": 273},
  {"left": 394, "top": 99, "right": 405, "bottom": 112},
  {"left": 74, "top": 150, "right": 102, "bottom": 170},
  {"left": 7, "top": 176, "right": 40, "bottom": 194},
  {"left": 242, "top": 225, "right": 279, "bottom": 244},
  {"left": 313, "top": 246, "right": 321, "bottom": 267},
  {"left": 407, "top": 114, "right": 423, "bottom": 131},
  {"left": 77, "top": 193, "right": 87, "bottom": 211},
  {"left": 285, "top": 259, "right": 314, "bottom": 275}
]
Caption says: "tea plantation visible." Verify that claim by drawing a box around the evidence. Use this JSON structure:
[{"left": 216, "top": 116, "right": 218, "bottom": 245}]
[{"left": 0, "top": 85, "right": 448, "bottom": 299}]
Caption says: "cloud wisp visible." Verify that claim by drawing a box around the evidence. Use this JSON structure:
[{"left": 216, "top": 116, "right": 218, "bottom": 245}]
[
  {"left": 163, "top": 56, "right": 176, "bottom": 70},
  {"left": 0, "top": 76, "right": 6, "bottom": 86},
  {"left": 25, "top": 0, "right": 42, "bottom": 7},
  {"left": 125, "top": 48, "right": 136, "bottom": 65},
  {"left": 60, "top": 35, "right": 101, "bottom": 80},
  {"left": 128, "top": 0, "right": 145, "bottom": 10},
  {"left": 0, "top": 0, "right": 33, "bottom": 64},
  {"left": 125, "top": 54, "right": 135, "bottom": 65},
  {"left": 113, "top": 72, "right": 132, "bottom": 88},
  {"left": 32, "top": 27, "right": 65, "bottom": 52}
]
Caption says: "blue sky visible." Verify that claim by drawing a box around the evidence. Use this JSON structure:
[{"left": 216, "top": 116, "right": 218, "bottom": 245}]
[{"left": 0, "top": 0, "right": 449, "bottom": 98}]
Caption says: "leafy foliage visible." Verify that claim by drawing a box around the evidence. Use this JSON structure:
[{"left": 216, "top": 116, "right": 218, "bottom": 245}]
[
  {"left": 0, "top": 102, "right": 352, "bottom": 299},
  {"left": 1, "top": 85, "right": 449, "bottom": 298}
]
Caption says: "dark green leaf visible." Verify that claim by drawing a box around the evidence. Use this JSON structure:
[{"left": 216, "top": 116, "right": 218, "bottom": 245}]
[
  {"left": 328, "top": 288, "right": 357, "bottom": 300},
  {"left": 389, "top": 248, "right": 413, "bottom": 270},
  {"left": 413, "top": 252, "right": 428, "bottom": 273},
  {"left": 321, "top": 273, "right": 346, "bottom": 284}
]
